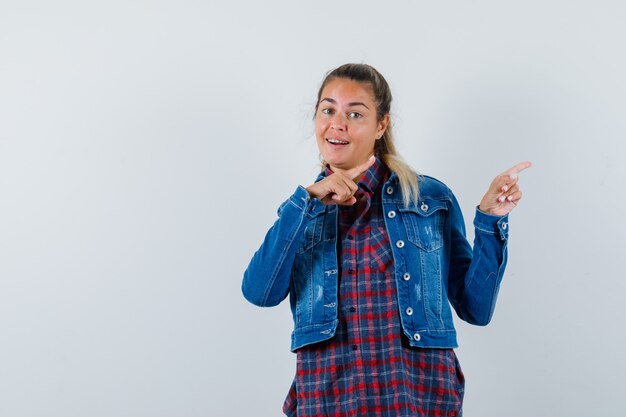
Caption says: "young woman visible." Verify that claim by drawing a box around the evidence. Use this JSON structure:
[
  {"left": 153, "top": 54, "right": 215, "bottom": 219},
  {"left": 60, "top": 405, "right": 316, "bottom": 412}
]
[{"left": 242, "top": 63, "right": 530, "bottom": 417}]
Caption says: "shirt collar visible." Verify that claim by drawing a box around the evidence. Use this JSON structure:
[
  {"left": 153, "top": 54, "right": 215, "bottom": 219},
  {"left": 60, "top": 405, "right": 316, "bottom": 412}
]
[{"left": 321, "top": 157, "right": 388, "bottom": 194}]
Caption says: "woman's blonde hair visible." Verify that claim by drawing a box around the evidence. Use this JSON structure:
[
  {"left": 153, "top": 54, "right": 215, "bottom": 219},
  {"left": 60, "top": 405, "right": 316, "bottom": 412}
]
[{"left": 315, "top": 63, "right": 419, "bottom": 207}]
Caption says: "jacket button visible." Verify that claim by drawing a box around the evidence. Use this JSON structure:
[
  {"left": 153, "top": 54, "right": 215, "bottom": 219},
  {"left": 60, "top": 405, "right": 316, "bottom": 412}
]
[
  {"left": 387, "top": 210, "right": 396, "bottom": 218},
  {"left": 502, "top": 222, "right": 508, "bottom": 230},
  {"left": 413, "top": 332, "right": 421, "bottom": 341},
  {"left": 406, "top": 307, "right": 413, "bottom": 316},
  {"left": 421, "top": 202, "right": 429, "bottom": 212},
  {"left": 386, "top": 186, "right": 394, "bottom": 195},
  {"left": 351, "top": 344, "right": 358, "bottom": 351},
  {"left": 403, "top": 272, "right": 411, "bottom": 281},
  {"left": 350, "top": 306, "right": 356, "bottom": 312},
  {"left": 396, "top": 240, "right": 405, "bottom": 248}
]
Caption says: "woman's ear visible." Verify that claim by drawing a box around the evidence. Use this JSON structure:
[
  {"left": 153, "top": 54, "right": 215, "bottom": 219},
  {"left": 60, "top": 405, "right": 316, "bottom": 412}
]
[{"left": 377, "top": 114, "right": 390, "bottom": 139}]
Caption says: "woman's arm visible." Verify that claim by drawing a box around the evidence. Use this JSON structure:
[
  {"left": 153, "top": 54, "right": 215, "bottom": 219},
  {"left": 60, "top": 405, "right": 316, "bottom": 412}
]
[
  {"left": 447, "top": 193, "right": 510, "bottom": 325},
  {"left": 242, "top": 186, "right": 325, "bottom": 307},
  {"left": 447, "top": 161, "right": 531, "bottom": 325},
  {"left": 243, "top": 157, "right": 376, "bottom": 307}
]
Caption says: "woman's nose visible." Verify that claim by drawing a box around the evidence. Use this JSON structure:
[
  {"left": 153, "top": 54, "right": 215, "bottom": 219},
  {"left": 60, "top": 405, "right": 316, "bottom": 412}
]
[{"left": 331, "top": 113, "right": 347, "bottom": 131}]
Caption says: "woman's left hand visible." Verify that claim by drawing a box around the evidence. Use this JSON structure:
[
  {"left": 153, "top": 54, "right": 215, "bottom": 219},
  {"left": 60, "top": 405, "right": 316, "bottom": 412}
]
[{"left": 479, "top": 161, "right": 532, "bottom": 216}]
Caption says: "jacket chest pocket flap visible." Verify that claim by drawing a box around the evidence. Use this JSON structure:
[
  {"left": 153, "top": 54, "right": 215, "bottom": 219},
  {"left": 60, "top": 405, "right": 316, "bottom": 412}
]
[
  {"left": 399, "top": 199, "right": 448, "bottom": 252},
  {"left": 296, "top": 215, "right": 324, "bottom": 254}
]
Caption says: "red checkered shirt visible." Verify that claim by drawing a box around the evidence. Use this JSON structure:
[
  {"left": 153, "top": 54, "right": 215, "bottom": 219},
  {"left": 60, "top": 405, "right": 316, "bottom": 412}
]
[{"left": 283, "top": 159, "right": 465, "bottom": 417}]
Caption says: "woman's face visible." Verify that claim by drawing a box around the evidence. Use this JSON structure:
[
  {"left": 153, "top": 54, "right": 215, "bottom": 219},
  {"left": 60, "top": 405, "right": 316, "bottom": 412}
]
[{"left": 315, "top": 78, "right": 388, "bottom": 175}]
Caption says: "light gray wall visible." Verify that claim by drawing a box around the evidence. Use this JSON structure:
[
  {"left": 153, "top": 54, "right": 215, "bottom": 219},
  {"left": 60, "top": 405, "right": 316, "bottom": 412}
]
[{"left": 1, "top": 1, "right": 624, "bottom": 416}]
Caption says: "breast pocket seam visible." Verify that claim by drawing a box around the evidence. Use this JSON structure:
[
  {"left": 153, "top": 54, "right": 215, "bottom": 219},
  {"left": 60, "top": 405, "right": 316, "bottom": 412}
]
[
  {"left": 296, "top": 216, "right": 324, "bottom": 254},
  {"left": 400, "top": 201, "right": 448, "bottom": 252}
]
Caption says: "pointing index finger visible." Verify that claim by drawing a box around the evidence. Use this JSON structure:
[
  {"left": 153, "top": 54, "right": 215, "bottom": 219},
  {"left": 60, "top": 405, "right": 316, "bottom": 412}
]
[
  {"left": 504, "top": 161, "right": 532, "bottom": 178},
  {"left": 346, "top": 155, "right": 376, "bottom": 181}
]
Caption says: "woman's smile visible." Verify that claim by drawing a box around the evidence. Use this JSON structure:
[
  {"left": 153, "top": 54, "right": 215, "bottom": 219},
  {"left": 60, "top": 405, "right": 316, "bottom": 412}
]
[{"left": 326, "top": 137, "right": 349, "bottom": 145}]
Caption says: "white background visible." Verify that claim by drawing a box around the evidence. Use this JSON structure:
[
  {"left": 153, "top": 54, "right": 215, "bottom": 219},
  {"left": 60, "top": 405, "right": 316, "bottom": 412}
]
[{"left": 1, "top": 1, "right": 625, "bottom": 416}]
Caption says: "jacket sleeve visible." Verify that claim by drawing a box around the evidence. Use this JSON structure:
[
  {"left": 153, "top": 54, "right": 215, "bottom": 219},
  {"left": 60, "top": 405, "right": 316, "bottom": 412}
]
[
  {"left": 242, "top": 185, "right": 326, "bottom": 307},
  {"left": 446, "top": 188, "right": 510, "bottom": 326}
]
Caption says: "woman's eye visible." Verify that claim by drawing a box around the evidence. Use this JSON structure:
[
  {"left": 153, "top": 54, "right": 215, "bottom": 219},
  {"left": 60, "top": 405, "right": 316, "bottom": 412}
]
[
  {"left": 349, "top": 112, "right": 362, "bottom": 119},
  {"left": 321, "top": 108, "right": 333, "bottom": 115}
]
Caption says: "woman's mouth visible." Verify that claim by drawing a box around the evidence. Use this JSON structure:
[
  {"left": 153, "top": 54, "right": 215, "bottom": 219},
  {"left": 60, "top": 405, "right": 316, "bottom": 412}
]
[{"left": 326, "top": 138, "right": 349, "bottom": 145}]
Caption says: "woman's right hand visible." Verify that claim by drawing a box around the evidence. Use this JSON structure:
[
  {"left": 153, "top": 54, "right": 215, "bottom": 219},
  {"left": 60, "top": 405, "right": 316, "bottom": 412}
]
[{"left": 306, "top": 156, "right": 376, "bottom": 205}]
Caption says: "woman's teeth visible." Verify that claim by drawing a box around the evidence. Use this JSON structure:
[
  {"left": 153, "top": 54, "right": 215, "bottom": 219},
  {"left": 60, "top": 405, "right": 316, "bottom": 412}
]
[{"left": 327, "top": 138, "right": 349, "bottom": 145}]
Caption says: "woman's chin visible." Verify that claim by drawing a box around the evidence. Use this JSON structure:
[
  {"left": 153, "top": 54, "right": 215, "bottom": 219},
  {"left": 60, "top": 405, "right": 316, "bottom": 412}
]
[{"left": 327, "top": 162, "right": 356, "bottom": 174}]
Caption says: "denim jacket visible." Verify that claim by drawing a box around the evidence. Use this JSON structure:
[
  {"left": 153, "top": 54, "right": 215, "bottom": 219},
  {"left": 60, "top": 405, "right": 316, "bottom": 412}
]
[{"left": 242, "top": 171, "right": 509, "bottom": 351}]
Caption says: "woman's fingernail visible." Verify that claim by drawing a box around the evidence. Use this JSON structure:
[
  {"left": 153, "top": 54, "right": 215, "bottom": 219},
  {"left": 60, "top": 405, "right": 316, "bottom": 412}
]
[
  {"left": 510, "top": 174, "right": 518, "bottom": 180},
  {"left": 498, "top": 196, "right": 505, "bottom": 202},
  {"left": 507, "top": 196, "right": 513, "bottom": 201}
]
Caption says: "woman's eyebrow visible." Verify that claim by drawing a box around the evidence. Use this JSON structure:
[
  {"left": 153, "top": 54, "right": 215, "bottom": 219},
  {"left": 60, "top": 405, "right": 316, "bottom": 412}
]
[{"left": 320, "top": 97, "right": 370, "bottom": 110}]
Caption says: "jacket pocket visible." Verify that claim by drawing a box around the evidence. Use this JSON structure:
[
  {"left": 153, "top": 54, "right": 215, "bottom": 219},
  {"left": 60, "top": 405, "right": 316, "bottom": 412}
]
[
  {"left": 399, "top": 199, "right": 448, "bottom": 252},
  {"left": 296, "top": 215, "right": 324, "bottom": 254}
]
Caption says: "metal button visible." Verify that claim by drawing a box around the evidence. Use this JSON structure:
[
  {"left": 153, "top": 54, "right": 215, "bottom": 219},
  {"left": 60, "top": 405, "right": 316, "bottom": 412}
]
[
  {"left": 413, "top": 332, "right": 421, "bottom": 341},
  {"left": 406, "top": 307, "right": 413, "bottom": 316},
  {"left": 421, "top": 202, "right": 429, "bottom": 212},
  {"left": 386, "top": 186, "right": 394, "bottom": 195},
  {"left": 350, "top": 306, "right": 356, "bottom": 312},
  {"left": 502, "top": 222, "right": 508, "bottom": 230},
  {"left": 402, "top": 272, "right": 411, "bottom": 281},
  {"left": 396, "top": 240, "right": 405, "bottom": 248},
  {"left": 387, "top": 210, "right": 396, "bottom": 219},
  {"left": 351, "top": 344, "right": 358, "bottom": 351}
]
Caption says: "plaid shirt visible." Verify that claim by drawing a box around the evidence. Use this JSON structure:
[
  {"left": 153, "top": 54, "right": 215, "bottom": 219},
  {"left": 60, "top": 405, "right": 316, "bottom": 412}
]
[{"left": 283, "top": 159, "right": 464, "bottom": 417}]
